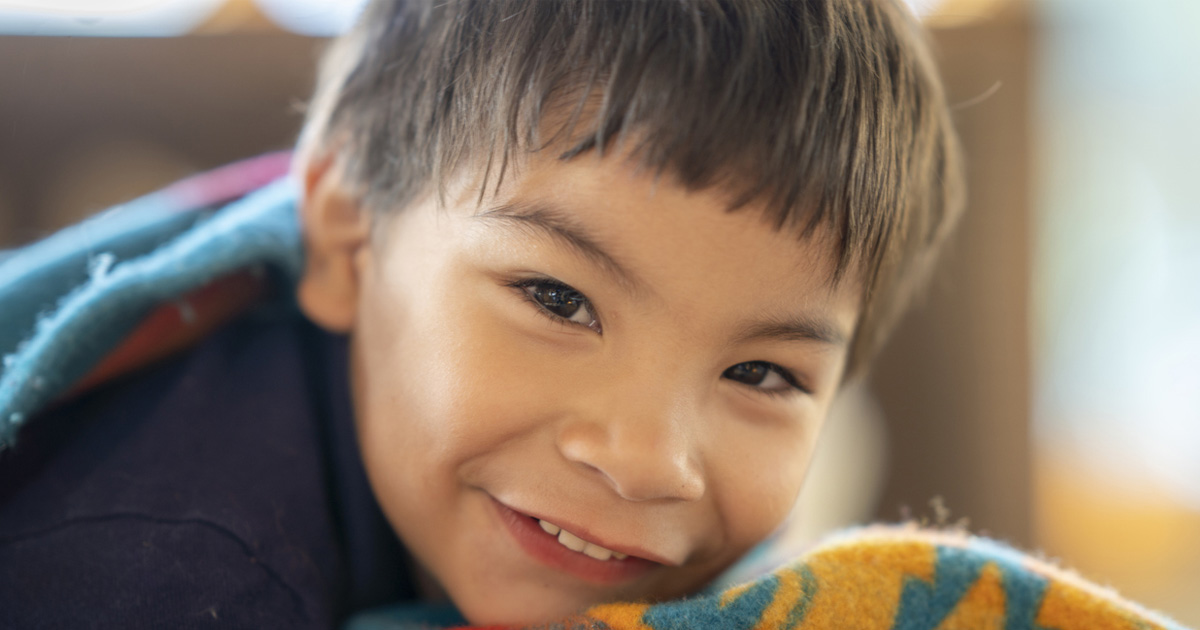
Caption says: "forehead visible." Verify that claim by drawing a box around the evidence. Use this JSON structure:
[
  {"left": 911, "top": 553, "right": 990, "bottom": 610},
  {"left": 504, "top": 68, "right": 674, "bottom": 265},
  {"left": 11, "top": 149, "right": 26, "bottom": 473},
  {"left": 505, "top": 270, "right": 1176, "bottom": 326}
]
[{"left": 448, "top": 150, "right": 863, "bottom": 343}]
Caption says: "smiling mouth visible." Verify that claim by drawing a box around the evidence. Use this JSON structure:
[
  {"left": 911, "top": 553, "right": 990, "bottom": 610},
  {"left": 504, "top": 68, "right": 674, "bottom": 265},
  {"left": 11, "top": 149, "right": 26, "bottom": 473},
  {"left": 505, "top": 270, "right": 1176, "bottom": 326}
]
[{"left": 490, "top": 498, "right": 662, "bottom": 584}]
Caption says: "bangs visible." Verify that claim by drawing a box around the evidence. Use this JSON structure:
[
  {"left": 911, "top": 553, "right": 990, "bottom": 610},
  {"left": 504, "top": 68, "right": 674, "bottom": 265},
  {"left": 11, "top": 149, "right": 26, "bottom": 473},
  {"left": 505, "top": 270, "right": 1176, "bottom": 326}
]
[{"left": 316, "top": 0, "right": 963, "bottom": 372}]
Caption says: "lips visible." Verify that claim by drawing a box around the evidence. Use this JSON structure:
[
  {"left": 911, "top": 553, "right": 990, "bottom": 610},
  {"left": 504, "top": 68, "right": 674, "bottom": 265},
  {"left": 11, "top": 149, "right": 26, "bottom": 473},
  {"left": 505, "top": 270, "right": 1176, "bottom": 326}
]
[{"left": 490, "top": 498, "right": 663, "bottom": 585}]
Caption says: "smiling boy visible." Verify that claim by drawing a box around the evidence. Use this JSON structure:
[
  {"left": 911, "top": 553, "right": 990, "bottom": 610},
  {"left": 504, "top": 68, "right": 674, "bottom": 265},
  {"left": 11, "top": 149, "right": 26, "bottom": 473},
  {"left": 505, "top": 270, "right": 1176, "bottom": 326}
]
[
  {"left": 302, "top": 150, "right": 864, "bottom": 623},
  {"left": 291, "top": 0, "right": 961, "bottom": 624},
  {"left": 0, "top": 0, "right": 962, "bottom": 627}
]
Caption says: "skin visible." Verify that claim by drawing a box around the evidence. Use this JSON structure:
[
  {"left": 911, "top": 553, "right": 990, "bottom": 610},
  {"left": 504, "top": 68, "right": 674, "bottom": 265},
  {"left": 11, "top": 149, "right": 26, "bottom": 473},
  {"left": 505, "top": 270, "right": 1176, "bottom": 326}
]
[{"left": 297, "top": 148, "right": 862, "bottom": 625}]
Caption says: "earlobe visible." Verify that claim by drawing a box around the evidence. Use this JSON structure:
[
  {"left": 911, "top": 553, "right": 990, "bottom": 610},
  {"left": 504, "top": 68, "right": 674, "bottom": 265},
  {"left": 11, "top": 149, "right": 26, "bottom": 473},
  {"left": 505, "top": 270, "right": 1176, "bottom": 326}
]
[{"left": 296, "top": 151, "right": 372, "bottom": 333}]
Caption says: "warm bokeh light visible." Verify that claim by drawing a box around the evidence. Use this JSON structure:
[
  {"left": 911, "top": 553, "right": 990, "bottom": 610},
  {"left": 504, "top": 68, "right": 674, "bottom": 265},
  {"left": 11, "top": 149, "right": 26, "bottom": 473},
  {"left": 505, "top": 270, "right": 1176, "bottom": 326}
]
[
  {"left": 253, "top": 0, "right": 367, "bottom": 37},
  {"left": 1034, "top": 0, "right": 1200, "bottom": 624},
  {"left": 0, "top": 0, "right": 224, "bottom": 36},
  {"left": 0, "top": 0, "right": 1020, "bottom": 37},
  {"left": 0, "top": 0, "right": 367, "bottom": 36},
  {"left": 904, "top": 0, "right": 1014, "bottom": 26}
]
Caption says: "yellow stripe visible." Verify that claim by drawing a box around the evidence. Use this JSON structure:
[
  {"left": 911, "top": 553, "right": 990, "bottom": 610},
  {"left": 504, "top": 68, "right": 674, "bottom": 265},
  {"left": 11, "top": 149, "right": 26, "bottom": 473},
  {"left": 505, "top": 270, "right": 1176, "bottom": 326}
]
[
  {"left": 934, "top": 562, "right": 1006, "bottom": 630},
  {"left": 1037, "top": 580, "right": 1164, "bottom": 630},
  {"left": 797, "top": 539, "right": 937, "bottom": 629},
  {"left": 586, "top": 602, "right": 655, "bottom": 630},
  {"left": 750, "top": 566, "right": 808, "bottom": 630},
  {"left": 720, "top": 582, "right": 756, "bottom": 608}
]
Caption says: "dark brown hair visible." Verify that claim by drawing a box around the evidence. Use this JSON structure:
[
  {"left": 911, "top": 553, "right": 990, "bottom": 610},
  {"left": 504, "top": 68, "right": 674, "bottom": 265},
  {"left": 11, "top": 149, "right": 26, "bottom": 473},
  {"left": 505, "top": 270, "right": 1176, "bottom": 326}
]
[{"left": 299, "top": 0, "right": 964, "bottom": 376}]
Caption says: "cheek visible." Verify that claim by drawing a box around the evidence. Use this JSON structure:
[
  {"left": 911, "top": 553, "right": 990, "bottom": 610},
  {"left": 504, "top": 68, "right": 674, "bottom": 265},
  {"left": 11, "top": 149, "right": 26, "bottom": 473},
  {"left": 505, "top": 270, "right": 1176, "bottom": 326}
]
[
  {"left": 352, "top": 259, "right": 568, "bottom": 472},
  {"left": 708, "top": 417, "right": 822, "bottom": 551}
]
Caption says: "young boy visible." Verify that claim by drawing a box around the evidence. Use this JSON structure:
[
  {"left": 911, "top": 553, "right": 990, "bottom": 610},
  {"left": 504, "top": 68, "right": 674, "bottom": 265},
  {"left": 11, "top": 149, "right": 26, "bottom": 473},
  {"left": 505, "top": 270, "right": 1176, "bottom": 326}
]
[{"left": 0, "top": 0, "right": 963, "bottom": 627}]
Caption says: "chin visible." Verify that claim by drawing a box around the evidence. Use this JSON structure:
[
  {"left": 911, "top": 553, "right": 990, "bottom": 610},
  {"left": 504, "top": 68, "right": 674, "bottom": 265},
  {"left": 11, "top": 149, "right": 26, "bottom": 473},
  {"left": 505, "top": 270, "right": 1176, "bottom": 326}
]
[{"left": 455, "top": 595, "right": 593, "bottom": 627}]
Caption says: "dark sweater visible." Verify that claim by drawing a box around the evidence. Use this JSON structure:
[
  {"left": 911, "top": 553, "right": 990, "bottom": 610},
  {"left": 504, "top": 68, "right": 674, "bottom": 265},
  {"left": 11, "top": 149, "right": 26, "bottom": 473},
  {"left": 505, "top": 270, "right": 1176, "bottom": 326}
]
[{"left": 0, "top": 307, "right": 413, "bottom": 628}]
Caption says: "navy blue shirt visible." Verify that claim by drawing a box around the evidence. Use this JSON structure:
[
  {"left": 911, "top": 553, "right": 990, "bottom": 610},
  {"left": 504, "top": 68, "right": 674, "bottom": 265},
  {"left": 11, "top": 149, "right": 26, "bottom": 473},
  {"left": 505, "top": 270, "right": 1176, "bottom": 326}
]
[{"left": 0, "top": 307, "right": 414, "bottom": 628}]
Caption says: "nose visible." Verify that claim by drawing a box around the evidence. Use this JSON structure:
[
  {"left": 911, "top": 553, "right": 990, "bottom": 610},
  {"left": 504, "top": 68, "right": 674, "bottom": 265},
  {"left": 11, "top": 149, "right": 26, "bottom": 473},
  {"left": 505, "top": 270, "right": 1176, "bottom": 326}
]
[{"left": 555, "top": 390, "right": 706, "bottom": 503}]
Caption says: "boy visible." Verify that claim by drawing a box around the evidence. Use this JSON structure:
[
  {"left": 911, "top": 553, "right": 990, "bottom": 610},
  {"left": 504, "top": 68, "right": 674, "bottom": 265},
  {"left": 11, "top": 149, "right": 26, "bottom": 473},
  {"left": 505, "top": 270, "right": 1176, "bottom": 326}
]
[
  {"left": 297, "top": 1, "right": 965, "bottom": 624},
  {"left": 0, "top": 0, "right": 965, "bottom": 627}
]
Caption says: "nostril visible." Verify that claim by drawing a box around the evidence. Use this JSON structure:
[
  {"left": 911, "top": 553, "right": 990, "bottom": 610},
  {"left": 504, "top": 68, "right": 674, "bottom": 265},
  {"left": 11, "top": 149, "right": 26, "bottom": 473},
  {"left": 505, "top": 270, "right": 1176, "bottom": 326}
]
[{"left": 556, "top": 417, "right": 704, "bottom": 502}]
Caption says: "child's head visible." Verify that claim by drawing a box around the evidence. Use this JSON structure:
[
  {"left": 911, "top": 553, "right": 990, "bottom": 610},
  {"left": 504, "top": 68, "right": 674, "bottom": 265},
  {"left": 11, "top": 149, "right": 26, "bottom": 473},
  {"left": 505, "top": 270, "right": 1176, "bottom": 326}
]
[{"left": 293, "top": 0, "right": 962, "bottom": 624}]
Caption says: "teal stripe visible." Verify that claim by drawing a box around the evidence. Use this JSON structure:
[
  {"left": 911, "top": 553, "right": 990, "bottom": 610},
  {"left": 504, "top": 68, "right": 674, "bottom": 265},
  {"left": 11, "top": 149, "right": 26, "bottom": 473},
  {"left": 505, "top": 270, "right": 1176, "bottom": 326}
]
[
  {"left": 782, "top": 565, "right": 818, "bottom": 629},
  {"left": 892, "top": 546, "right": 986, "bottom": 630},
  {"left": 643, "top": 574, "right": 778, "bottom": 630}
]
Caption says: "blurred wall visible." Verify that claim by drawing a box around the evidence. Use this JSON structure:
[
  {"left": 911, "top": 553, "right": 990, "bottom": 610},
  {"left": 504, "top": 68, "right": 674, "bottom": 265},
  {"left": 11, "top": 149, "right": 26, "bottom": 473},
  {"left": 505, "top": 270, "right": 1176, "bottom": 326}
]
[
  {"left": 0, "top": 32, "right": 321, "bottom": 246},
  {"left": 870, "top": 5, "right": 1034, "bottom": 547},
  {"left": 1031, "top": 0, "right": 1200, "bottom": 624}
]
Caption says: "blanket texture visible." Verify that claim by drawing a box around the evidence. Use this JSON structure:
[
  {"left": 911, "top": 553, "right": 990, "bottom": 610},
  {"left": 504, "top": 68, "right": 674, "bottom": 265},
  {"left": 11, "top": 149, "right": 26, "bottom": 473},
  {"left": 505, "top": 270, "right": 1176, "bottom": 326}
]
[
  {"left": 351, "top": 525, "right": 1189, "bottom": 630},
  {"left": 0, "top": 157, "right": 1190, "bottom": 630},
  {"left": 0, "top": 153, "right": 298, "bottom": 448}
]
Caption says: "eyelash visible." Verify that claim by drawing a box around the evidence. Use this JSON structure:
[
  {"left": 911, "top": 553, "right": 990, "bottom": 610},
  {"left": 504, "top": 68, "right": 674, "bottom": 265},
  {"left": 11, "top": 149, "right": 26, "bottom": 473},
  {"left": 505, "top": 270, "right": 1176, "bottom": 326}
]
[
  {"left": 507, "top": 277, "right": 603, "bottom": 334},
  {"left": 507, "top": 277, "right": 809, "bottom": 398},
  {"left": 725, "top": 362, "right": 811, "bottom": 398}
]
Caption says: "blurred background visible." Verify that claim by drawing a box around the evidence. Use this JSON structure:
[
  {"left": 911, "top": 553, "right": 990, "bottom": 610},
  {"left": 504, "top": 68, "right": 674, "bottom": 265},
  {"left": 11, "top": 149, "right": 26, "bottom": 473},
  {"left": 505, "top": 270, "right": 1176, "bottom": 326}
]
[{"left": 0, "top": 0, "right": 1196, "bottom": 625}]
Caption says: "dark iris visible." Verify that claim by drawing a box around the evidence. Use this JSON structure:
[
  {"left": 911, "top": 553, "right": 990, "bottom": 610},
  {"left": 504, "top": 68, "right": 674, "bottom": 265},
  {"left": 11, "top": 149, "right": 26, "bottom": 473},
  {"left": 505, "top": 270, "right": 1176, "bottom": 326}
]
[
  {"left": 531, "top": 283, "right": 585, "bottom": 319},
  {"left": 723, "top": 362, "right": 772, "bottom": 386}
]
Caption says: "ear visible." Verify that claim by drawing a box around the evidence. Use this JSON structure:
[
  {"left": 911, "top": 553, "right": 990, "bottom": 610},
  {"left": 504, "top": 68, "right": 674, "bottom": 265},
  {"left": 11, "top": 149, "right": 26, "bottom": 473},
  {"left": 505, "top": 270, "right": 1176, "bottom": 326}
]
[{"left": 296, "top": 150, "right": 372, "bottom": 333}]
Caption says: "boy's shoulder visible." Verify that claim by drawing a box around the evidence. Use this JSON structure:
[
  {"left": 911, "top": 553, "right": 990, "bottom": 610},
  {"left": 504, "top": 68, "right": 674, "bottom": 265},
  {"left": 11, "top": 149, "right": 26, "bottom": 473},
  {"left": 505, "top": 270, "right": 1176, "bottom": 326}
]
[
  {"left": 1, "top": 311, "right": 341, "bottom": 625},
  {"left": 0, "top": 158, "right": 412, "bottom": 625}
]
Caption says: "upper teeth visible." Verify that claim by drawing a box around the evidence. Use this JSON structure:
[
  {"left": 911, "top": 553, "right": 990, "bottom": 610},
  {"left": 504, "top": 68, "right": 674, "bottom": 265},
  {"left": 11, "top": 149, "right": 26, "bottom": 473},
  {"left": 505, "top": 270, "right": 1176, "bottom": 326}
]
[{"left": 538, "top": 519, "right": 628, "bottom": 561}]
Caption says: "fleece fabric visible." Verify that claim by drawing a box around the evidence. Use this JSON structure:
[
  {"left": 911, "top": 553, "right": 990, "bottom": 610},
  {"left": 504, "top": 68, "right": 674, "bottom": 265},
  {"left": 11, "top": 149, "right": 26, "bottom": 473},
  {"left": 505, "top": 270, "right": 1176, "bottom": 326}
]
[
  {"left": 0, "top": 158, "right": 1192, "bottom": 630},
  {"left": 0, "top": 154, "right": 301, "bottom": 448},
  {"left": 353, "top": 525, "right": 1192, "bottom": 630}
]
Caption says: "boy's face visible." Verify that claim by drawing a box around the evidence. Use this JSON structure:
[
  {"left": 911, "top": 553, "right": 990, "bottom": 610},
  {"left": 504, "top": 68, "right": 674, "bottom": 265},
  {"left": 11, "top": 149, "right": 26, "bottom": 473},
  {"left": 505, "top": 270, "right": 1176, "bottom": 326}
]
[{"left": 308, "top": 149, "right": 860, "bottom": 624}]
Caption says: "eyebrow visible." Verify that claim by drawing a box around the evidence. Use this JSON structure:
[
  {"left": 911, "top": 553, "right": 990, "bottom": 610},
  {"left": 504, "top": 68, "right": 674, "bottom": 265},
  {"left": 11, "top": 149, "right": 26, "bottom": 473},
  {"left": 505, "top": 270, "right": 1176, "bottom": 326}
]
[
  {"left": 473, "top": 201, "right": 646, "bottom": 295},
  {"left": 733, "top": 315, "right": 848, "bottom": 348},
  {"left": 474, "top": 201, "right": 848, "bottom": 348}
]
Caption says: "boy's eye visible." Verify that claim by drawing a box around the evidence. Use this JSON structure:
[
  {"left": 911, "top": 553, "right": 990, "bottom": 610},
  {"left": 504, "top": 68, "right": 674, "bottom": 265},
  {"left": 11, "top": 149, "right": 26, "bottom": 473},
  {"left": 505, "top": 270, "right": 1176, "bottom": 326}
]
[
  {"left": 513, "top": 279, "right": 602, "bottom": 333},
  {"left": 723, "top": 361, "right": 805, "bottom": 395}
]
